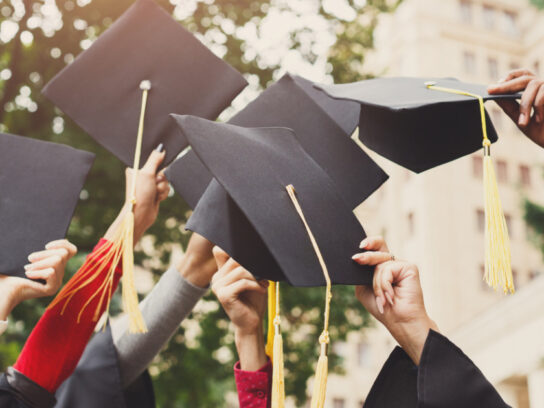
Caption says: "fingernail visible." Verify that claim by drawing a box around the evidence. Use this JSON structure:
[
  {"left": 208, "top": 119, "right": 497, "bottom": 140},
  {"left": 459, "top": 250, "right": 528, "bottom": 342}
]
[
  {"left": 359, "top": 239, "right": 368, "bottom": 249},
  {"left": 376, "top": 296, "right": 384, "bottom": 314},
  {"left": 352, "top": 253, "right": 365, "bottom": 261},
  {"left": 519, "top": 113, "right": 527, "bottom": 125},
  {"left": 28, "top": 254, "right": 36, "bottom": 262},
  {"left": 385, "top": 292, "right": 394, "bottom": 306},
  {"left": 24, "top": 264, "right": 32, "bottom": 271},
  {"left": 155, "top": 143, "right": 164, "bottom": 153}
]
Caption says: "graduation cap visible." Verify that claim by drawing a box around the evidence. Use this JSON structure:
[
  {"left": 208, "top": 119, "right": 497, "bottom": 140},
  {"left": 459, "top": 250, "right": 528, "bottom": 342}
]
[
  {"left": 165, "top": 73, "right": 386, "bottom": 210},
  {"left": 317, "top": 77, "right": 519, "bottom": 294},
  {"left": 42, "top": 0, "right": 247, "bottom": 332},
  {"left": 43, "top": 0, "right": 247, "bottom": 168},
  {"left": 0, "top": 133, "right": 94, "bottom": 278},
  {"left": 172, "top": 114, "right": 376, "bottom": 407}
]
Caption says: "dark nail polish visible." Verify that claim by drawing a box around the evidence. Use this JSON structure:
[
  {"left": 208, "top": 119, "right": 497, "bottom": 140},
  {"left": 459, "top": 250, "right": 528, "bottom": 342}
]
[{"left": 155, "top": 143, "right": 164, "bottom": 153}]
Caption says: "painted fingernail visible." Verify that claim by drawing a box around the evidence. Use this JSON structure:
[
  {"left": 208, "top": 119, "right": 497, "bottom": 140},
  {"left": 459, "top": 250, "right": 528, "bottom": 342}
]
[
  {"left": 376, "top": 296, "right": 384, "bottom": 314},
  {"left": 359, "top": 239, "right": 368, "bottom": 249},
  {"left": 155, "top": 143, "right": 164, "bottom": 153}
]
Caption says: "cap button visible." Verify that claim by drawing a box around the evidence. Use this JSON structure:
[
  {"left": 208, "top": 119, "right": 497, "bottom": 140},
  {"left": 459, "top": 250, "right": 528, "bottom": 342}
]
[{"left": 140, "top": 80, "right": 151, "bottom": 90}]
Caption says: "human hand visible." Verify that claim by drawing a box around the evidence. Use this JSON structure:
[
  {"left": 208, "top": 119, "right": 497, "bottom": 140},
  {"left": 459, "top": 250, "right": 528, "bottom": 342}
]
[
  {"left": 353, "top": 236, "right": 438, "bottom": 364},
  {"left": 177, "top": 233, "right": 216, "bottom": 289},
  {"left": 488, "top": 69, "right": 544, "bottom": 148},
  {"left": 211, "top": 247, "right": 268, "bottom": 370},
  {"left": 0, "top": 239, "right": 77, "bottom": 320}
]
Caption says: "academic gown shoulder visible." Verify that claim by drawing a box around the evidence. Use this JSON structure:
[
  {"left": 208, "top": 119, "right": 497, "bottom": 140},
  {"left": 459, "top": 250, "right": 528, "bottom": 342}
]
[
  {"left": 55, "top": 324, "right": 155, "bottom": 408},
  {"left": 0, "top": 367, "right": 56, "bottom": 408},
  {"left": 364, "top": 330, "right": 511, "bottom": 408}
]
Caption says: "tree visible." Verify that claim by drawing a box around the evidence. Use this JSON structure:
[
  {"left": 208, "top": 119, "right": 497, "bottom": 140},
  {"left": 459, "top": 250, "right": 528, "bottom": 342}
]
[{"left": 0, "top": 0, "right": 401, "bottom": 405}]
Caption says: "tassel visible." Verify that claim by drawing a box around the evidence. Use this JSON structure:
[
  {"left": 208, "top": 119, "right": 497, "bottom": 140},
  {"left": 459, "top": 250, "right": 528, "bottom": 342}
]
[
  {"left": 425, "top": 82, "right": 514, "bottom": 294},
  {"left": 271, "top": 282, "right": 285, "bottom": 408},
  {"left": 265, "top": 280, "right": 276, "bottom": 359},
  {"left": 286, "top": 185, "right": 332, "bottom": 408},
  {"left": 47, "top": 80, "right": 153, "bottom": 332},
  {"left": 483, "top": 145, "right": 514, "bottom": 293}
]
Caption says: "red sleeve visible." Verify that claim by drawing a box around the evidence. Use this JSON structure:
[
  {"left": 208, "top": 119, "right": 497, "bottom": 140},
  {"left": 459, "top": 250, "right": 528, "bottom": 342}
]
[
  {"left": 13, "top": 239, "right": 123, "bottom": 393},
  {"left": 234, "top": 359, "right": 272, "bottom": 408}
]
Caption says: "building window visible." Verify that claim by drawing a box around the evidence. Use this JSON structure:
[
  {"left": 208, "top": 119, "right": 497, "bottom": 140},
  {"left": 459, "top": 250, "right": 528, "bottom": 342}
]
[
  {"left": 504, "top": 213, "right": 513, "bottom": 237},
  {"left": 479, "top": 265, "right": 488, "bottom": 289},
  {"left": 512, "top": 268, "right": 519, "bottom": 288},
  {"left": 491, "top": 108, "right": 502, "bottom": 128},
  {"left": 477, "top": 209, "right": 485, "bottom": 233},
  {"left": 535, "top": 61, "right": 541, "bottom": 76},
  {"left": 510, "top": 62, "right": 520, "bottom": 71},
  {"left": 407, "top": 212, "right": 415, "bottom": 236},
  {"left": 482, "top": 5, "right": 496, "bottom": 29},
  {"left": 496, "top": 160, "right": 508, "bottom": 183},
  {"left": 519, "top": 165, "right": 531, "bottom": 187},
  {"left": 530, "top": 270, "right": 542, "bottom": 281},
  {"left": 463, "top": 51, "right": 476, "bottom": 75},
  {"left": 488, "top": 57, "right": 499, "bottom": 80},
  {"left": 357, "top": 342, "right": 371, "bottom": 368},
  {"left": 472, "top": 156, "right": 483, "bottom": 178},
  {"left": 459, "top": 0, "right": 473, "bottom": 23},
  {"left": 503, "top": 11, "right": 518, "bottom": 36},
  {"left": 332, "top": 398, "right": 345, "bottom": 408}
]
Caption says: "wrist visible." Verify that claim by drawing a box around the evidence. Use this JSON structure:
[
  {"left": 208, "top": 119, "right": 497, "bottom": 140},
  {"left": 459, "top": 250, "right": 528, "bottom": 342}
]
[
  {"left": 0, "top": 287, "right": 18, "bottom": 321},
  {"left": 389, "top": 314, "right": 438, "bottom": 365},
  {"left": 235, "top": 327, "right": 267, "bottom": 371}
]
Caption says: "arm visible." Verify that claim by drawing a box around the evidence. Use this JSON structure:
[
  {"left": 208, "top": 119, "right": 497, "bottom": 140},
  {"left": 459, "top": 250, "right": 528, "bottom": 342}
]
[
  {"left": 111, "top": 233, "right": 215, "bottom": 387},
  {"left": 211, "top": 247, "right": 270, "bottom": 408},
  {"left": 12, "top": 148, "right": 169, "bottom": 393},
  {"left": 488, "top": 68, "right": 544, "bottom": 148}
]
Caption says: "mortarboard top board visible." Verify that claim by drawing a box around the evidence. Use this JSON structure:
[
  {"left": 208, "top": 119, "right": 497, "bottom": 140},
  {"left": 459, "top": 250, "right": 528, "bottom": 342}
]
[
  {"left": 173, "top": 115, "right": 373, "bottom": 287},
  {"left": 165, "top": 73, "right": 388, "bottom": 210},
  {"left": 0, "top": 133, "right": 95, "bottom": 278},
  {"left": 315, "top": 77, "right": 521, "bottom": 173},
  {"left": 43, "top": 0, "right": 248, "bottom": 168}
]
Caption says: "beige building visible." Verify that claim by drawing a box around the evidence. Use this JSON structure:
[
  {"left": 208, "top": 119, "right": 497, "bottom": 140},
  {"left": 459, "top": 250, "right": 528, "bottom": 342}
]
[{"left": 323, "top": 1, "right": 544, "bottom": 407}]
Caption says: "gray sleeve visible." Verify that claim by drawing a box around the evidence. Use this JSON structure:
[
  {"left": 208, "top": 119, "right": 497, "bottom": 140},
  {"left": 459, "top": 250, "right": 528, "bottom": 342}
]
[{"left": 111, "top": 265, "right": 208, "bottom": 387}]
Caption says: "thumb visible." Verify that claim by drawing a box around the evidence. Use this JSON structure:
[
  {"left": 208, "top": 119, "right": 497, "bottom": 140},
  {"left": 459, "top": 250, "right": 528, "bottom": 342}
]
[
  {"left": 213, "top": 246, "right": 230, "bottom": 270},
  {"left": 141, "top": 145, "right": 166, "bottom": 174},
  {"left": 495, "top": 99, "right": 520, "bottom": 124}
]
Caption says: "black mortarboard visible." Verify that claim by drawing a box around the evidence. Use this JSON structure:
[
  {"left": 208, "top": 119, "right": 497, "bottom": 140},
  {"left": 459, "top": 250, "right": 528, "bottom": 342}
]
[
  {"left": 43, "top": 0, "right": 247, "bottom": 167},
  {"left": 173, "top": 115, "right": 373, "bottom": 287},
  {"left": 315, "top": 77, "right": 520, "bottom": 173},
  {"left": 0, "top": 133, "right": 94, "bottom": 278},
  {"left": 166, "top": 73, "right": 387, "bottom": 209}
]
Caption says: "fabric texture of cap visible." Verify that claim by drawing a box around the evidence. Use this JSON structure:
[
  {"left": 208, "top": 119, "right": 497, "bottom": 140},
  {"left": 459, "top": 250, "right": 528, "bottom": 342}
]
[
  {"left": 315, "top": 77, "right": 520, "bottom": 173},
  {"left": 0, "top": 133, "right": 95, "bottom": 278},
  {"left": 166, "top": 73, "right": 387, "bottom": 210},
  {"left": 43, "top": 0, "right": 247, "bottom": 168},
  {"left": 174, "top": 115, "right": 373, "bottom": 286}
]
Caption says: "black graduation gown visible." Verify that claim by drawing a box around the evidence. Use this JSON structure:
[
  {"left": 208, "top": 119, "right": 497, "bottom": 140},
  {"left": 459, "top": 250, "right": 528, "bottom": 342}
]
[
  {"left": 55, "top": 325, "right": 155, "bottom": 408},
  {"left": 0, "top": 367, "right": 56, "bottom": 408},
  {"left": 364, "top": 330, "right": 511, "bottom": 408}
]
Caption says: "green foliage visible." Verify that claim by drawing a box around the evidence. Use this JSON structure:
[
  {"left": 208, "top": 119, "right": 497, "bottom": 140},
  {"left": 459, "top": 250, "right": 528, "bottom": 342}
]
[
  {"left": 0, "top": 0, "right": 399, "bottom": 405},
  {"left": 524, "top": 199, "right": 544, "bottom": 255},
  {"left": 531, "top": 0, "right": 544, "bottom": 10}
]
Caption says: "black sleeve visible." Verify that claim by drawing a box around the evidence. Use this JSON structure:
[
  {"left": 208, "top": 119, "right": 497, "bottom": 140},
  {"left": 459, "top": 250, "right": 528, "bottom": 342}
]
[
  {"left": 0, "top": 368, "right": 56, "bottom": 408},
  {"left": 364, "top": 330, "right": 510, "bottom": 408}
]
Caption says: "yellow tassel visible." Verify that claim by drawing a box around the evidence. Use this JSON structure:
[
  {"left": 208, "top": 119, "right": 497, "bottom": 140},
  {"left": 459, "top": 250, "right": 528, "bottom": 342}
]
[
  {"left": 271, "top": 282, "right": 285, "bottom": 408},
  {"left": 265, "top": 281, "right": 276, "bottom": 359},
  {"left": 310, "top": 339, "right": 329, "bottom": 408},
  {"left": 47, "top": 80, "right": 153, "bottom": 331},
  {"left": 483, "top": 147, "right": 514, "bottom": 293},
  {"left": 425, "top": 82, "right": 514, "bottom": 294},
  {"left": 286, "top": 185, "right": 332, "bottom": 408}
]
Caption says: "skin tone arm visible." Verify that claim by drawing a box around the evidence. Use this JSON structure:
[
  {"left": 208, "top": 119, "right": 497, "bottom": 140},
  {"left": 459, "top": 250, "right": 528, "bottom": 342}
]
[
  {"left": 353, "top": 236, "right": 439, "bottom": 365},
  {"left": 488, "top": 68, "right": 544, "bottom": 148},
  {"left": 211, "top": 247, "right": 268, "bottom": 371},
  {"left": 0, "top": 240, "right": 77, "bottom": 321}
]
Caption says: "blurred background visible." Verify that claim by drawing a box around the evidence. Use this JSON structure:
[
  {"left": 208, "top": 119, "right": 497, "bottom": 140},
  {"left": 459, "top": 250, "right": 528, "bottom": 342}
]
[{"left": 1, "top": 0, "right": 543, "bottom": 407}]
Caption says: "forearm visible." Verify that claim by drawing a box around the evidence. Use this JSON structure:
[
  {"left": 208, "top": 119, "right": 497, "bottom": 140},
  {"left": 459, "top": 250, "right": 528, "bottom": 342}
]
[
  {"left": 104, "top": 205, "right": 147, "bottom": 245},
  {"left": 111, "top": 265, "right": 208, "bottom": 387},
  {"left": 389, "top": 315, "right": 439, "bottom": 365},
  {"left": 176, "top": 232, "right": 216, "bottom": 287},
  {"left": 235, "top": 329, "right": 268, "bottom": 372}
]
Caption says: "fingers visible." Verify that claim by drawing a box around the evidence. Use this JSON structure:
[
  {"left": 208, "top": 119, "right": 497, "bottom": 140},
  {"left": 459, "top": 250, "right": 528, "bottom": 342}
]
[
  {"left": 487, "top": 74, "right": 534, "bottom": 95},
  {"left": 141, "top": 147, "right": 166, "bottom": 175},
  {"left": 156, "top": 177, "right": 170, "bottom": 202},
  {"left": 359, "top": 235, "right": 389, "bottom": 251},
  {"left": 45, "top": 239, "right": 77, "bottom": 258},
  {"left": 27, "top": 248, "right": 69, "bottom": 263},
  {"left": 214, "top": 266, "right": 255, "bottom": 289},
  {"left": 24, "top": 267, "right": 55, "bottom": 281},
  {"left": 212, "top": 246, "right": 231, "bottom": 270},
  {"left": 352, "top": 251, "right": 393, "bottom": 265},
  {"left": 501, "top": 68, "right": 535, "bottom": 83},
  {"left": 519, "top": 79, "right": 544, "bottom": 126},
  {"left": 533, "top": 83, "right": 544, "bottom": 124},
  {"left": 25, "top": 254, "right": 63, "bottom": 272}
]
